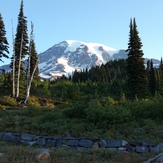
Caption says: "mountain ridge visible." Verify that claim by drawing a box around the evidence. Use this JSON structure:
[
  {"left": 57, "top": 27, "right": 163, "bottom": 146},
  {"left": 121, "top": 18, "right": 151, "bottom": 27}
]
[{"left": 0, "top": 40, "right": 160, "bottom": 80}]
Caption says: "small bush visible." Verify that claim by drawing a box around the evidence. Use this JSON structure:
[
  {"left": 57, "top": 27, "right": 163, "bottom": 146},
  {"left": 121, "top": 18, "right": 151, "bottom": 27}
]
[
  {"left": 0, "top": 104, "right": 6, "bottom": 110},
  {"left": 27, "top": 96, "right": 41, "bottom": 108},
  {"left": 84, "top": 99, "right": 132, "bottom": 127},
  {"left": 0, "top": 96, "right": 17, "bottom": 106}
]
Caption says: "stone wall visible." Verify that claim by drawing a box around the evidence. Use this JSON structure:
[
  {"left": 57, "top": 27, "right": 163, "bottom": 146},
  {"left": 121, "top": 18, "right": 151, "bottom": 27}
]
[{"left": 0, "top": 132, "right": 163, "bottom": 154}]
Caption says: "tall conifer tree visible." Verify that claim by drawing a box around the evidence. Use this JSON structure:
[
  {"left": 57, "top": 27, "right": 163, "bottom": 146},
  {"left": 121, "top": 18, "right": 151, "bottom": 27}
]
[
  {"left": 0, "top": 13, "right": 9, "bottom": 62},
  {"left": 126, "top": 18, "right": 148, "bottom": 99},
  {"left": 10, "top": 0, "right": 29, "bottom": 98},
  {"left": 149, "top": 59, "right": 156, "bottom": 96}
]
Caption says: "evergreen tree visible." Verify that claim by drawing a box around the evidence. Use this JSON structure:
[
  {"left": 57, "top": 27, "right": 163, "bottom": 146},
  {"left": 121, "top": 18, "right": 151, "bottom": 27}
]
[
  {"left": 28, "top": 23, "right": 39, "bottom": 81},
  {"left": 0, "top": 13, "right": 9, "bottom": 62},
  {"left": 158, "top": 57, "right": 163, "bottom": 94},
  {"left": 10, "top": 0, "right": 29, "bottom": 98},
  {"left": 126, "top": 18, "right": 148, "bottom": 100},
  {"left": 148, "top": 59, "right": 156, "bottom": 96}
]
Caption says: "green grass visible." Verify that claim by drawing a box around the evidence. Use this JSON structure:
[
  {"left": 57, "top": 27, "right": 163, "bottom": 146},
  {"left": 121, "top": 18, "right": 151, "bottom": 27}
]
[
  {"left": 1, "top": 97, "right": 163, "bottom": 162},
  {"left": 0, "top": 141, "right": 155, "bottom": 163}
]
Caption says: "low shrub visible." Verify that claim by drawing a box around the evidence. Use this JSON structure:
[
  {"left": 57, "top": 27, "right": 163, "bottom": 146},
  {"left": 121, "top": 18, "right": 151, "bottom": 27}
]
[
  {"left": 0, "top": 104, "right": 6, "bottom": 110},
  {"left": 85, "top": 105, "right": 132, "bottom": 127},
  {"left": 124, "top": 98, "right": 163, "bottom": 121},
  {"left": 27, "top": 96, "right": 41, "bottom": 108},
  {"left": 0, "top": 96, "right": 17, "bottom": 106}
]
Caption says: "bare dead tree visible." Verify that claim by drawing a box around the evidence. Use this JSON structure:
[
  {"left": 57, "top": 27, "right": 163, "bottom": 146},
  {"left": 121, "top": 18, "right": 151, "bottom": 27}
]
[
  {"left": 11, "top": 19, "right": 15, "bottom": 97},
  {"left": 24, "top": 60, "right": 38, "bottom": 104},
  {"left": 16, "top": 27, "right": 23, "bottom": 98},
  {"left": 24, "top": 22, "right": 38, "bottom": 104}
]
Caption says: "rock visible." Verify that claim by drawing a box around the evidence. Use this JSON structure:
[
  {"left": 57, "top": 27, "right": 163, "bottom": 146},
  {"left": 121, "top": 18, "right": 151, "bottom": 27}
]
[
  {"left": 79, "top": 139, "right": 93, "bottom": 148},
  {"left": 153, "top": 143, "right": 163, "bottom": 153},
  {"left": 67, "top": 139, "right": 79, "bottom": 147},
  {"left": 106, "top": 140, "right": 122, "bottom": 148},
  {"left": 122, "top": 140, "right": 129, "bottom": 147},
  {"left": 56, "top": 138, "right": 62, "bottom": 147},
  {"left": 36, "top": 137, "right": 46, "bottom": 147},
  {"left": 143, "top": 152, "right": 163, "bottom": 163},
  {"left": 0, "top": 132, "right": 5, "bottom": 140},
  {"left": 46, "top": 139, "right": 56, "bottom": 147},
  {"left": 35, "top": 148, "right": 51, "bottom": 163},
  {"left": 28, "top": 141, "right": 37, "bottom": 147},
  {"left": 135, "top": 146, "right": 149, "bottom": 153},
  {"left": 129, "top": 140, "right": 141, "bottom": 146},
  {"left": 0, "top": 153, "right": 4, "bottom": 157},
  {"left": 125, "top": 143, "right": 134, "bottom": 152},
  {"left": 92, "top": 142, "right": 100, "bottom": 150},
  {"left": 2, "top": 132, "right": 16, "bottom": 141},
  {"left": 99, "top": 139, "right": 107, "bottom": 148},
  {"left": 21, "top": 133, "right": 38, "bottom": 141},
  {"left": 141, "top": 140, "right": 156, "bottom": 147},
  {"left": 118, "top": 147, "right": 126, "bottom": 151},
  {"left": 62, "top": 135, "right": 74, "bottom": 140}
]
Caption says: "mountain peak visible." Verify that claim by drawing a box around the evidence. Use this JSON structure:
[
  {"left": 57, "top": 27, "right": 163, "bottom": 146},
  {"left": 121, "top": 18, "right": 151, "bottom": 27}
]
[
  {"left": 38, "top": 40, "right": 122, "bottom": 79},
  {"left": 1, "top": 40, "right": 160, "bottom": 80}
]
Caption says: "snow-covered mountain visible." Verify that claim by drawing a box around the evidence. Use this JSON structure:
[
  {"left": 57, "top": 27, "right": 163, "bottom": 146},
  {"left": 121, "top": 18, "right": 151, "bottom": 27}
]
[
  {"left": 0, "top": 40, "right": 160, "bottom": 79},
  {"left": 39, "top": 40, "right": 127, "bottom": 79}
]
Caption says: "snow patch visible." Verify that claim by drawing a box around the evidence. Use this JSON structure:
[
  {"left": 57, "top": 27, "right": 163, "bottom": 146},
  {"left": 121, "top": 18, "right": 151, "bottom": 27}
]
[
  {"left": 57, "top": 57, "right": 76, "bottom": 73},
  {"left": 39, "top": 62, "right": 47, "bottom": 70}
]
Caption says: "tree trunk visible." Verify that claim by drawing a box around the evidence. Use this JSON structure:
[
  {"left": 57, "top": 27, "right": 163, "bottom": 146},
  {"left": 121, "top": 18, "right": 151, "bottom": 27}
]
[
  {"left": 24, "top": 61, "right": 38, "bottom": 104},
  {"left": 16, "top": 31, "right": 23, "bottom": 98},
  {"left": 12, "top": 20, "right": 15, "bottom": 97}
]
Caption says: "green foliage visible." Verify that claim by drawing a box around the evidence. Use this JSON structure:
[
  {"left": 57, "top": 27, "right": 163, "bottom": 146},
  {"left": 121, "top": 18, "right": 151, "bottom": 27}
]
[
  {"left": 0, "top": 96, "right": 17, "bottom": 106},
  {"left": 63, "top": 101, "right": 88, "bottom": 119},
  {"left": 123, "top": 97, "right": 163, "bottom": 121},
  {"left": 107, "top": 96, "right": 118, "bottom": 105},
  {"left": 0, "top": 13, "right": 9, "bottom": 62},
  {"left": 0, "top": 104, "right": 6, "bottom": 110},
  {"left": 84, "top": 101, "right": 132, "bottom": 127},
  {"left": 43, "top": 80, "right": 50, "bottom": 95},
  {"left": 27, "top": 96, "right": 41, "bottom": 108}
]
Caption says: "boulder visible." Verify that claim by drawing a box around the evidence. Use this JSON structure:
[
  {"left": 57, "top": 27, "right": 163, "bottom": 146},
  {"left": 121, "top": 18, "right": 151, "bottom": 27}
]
[
  {"left": 0, "top": 153, "right": 4, "bottom": 157},
  {"left": 21, "top": 133, "right": 38, "bottom": 141},
  {"left": 152, "top": 143, "right": 163, "bottom": 153},
  {"left": 143, "top": 152, "right": 163, "bottom": 163},
  {"left": 122, "top": 140, "right": 129, "bottom": 147},
  {"left": 28, "top": 141, "right": 37, "bottom": 147},
  {"left": 79, "top": 139, "right": 93, "bottom": 148},
  {"left": 62, "top": 135, "right": 74, "bottom": 140},
  {"left": 99, "top": 139, "right": 107, "bottom": 148},
  {"left": 135, "top": 146, "right": 149, "bottom": 153},
  {"left": 56, "top": 138, "right": 62, "bottom": 147},
  {"left": 141, "top": 140, "right": 156, "bottom": 147},
  {"left": 46, "top": 139, "right": 56, "bottom": 147},
  {"left": 106, "top": 140, "right": 122, "bottom": 148},
  {"left": 92, "top": 142, "right": 100, "bottom": 150},
  {"left": 67, "top": 139, "right": 79, "bottom": 147},
  {"left": 2, "top": 132, "right": 16, "bottom": 141},
  {"left": 125, "top": 143, "right": 134, "bottom": 152},
  {"left": 36, "top": 137, "right": 46, "bottom": 147},
  {"left": 129, "top": 140, "right": 141, "bottom": 146},
  {"left": 35, "top": 148, "right": 51, "bottom": 163},
  {"left": 118, "top": 147, "right": 126, "bottom": 151}
]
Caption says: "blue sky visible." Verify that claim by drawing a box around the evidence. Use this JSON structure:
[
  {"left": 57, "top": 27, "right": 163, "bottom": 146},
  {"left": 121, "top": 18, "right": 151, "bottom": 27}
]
[{"left": 0, "top": 0, "right": 163, "bottom": 66}]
